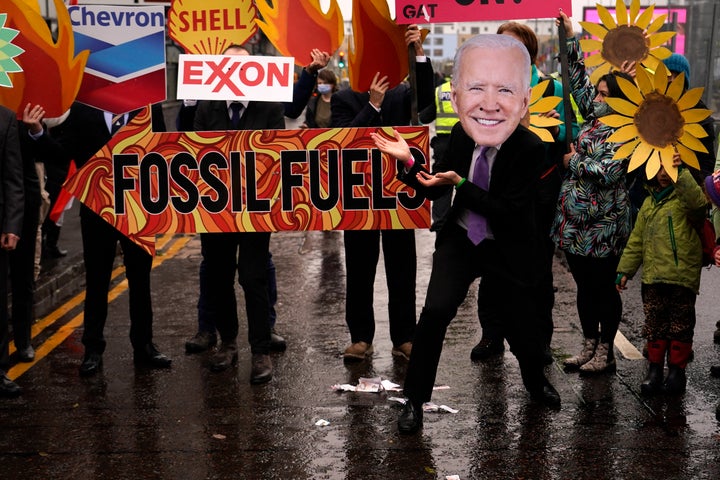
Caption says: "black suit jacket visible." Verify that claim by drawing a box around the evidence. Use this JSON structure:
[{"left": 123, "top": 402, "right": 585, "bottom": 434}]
[
  {"left": 401, "top": 122, "right": 546, "bottom": 285},
  {"left": 0, "top": 106, "right": 24, "bottom": 236},
  {"left": 193, "top": 100, "right": 285, "bottom": 132},
  {"left": 331, "top": 61, "right": 435, "bottom": 128}
]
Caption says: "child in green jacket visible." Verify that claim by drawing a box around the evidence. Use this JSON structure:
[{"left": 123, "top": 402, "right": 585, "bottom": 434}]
[{"left": 616, "top": 156, "right": 708, "bottom": 395}]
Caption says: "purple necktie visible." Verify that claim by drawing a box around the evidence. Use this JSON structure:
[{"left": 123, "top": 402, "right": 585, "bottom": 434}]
[
  {"left": 466, "top": 146, "right": 489, "bottom": 245},
  {"left": 230, "top": 102, "right": 243, "bottom": 129}
]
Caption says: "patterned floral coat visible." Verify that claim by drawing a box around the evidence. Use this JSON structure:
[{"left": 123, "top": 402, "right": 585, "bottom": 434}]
[{"left": 551, "top": 38, "right": 632, "bottom": 258}]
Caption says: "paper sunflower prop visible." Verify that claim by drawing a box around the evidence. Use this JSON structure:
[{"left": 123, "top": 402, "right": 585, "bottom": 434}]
[
  {"left": 599, "top": 62, "right": 712, "bottom": 181},
  {"left": 579, "top": 0, "right": 676, "bottom": 84},
  {"left": 0, "top": 13, "right": 24, "bottom": 88},
  {"left": 527, "top": 80, "right": 563, "bottom": 143}
]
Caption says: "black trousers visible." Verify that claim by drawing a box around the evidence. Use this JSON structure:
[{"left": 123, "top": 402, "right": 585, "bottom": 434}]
[
  {"left": 564, "top": 252, "right": 622, "bottom": 344},
  {"left": 479, "top": 169, "right": 561, "bottom": 344},
  {"left": 80, "top": 206, "right": 154, "bottom": 354},
  {"left": 343, "top": 229, "right": 416, "bottom": 347},
  {"left": 199, "top": 232, "right": 271, "bottom": 354},
  {"left": 0, "top": 250, "right": 9, "bottom": 371},
  {"left": 9, "top": 199, "right": 40, "bottom": 349},
  {"left": 404, "top": 224, "right": 545, "bottom": 404}
]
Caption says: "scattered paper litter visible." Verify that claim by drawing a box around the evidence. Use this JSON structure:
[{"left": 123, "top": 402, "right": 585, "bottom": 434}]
[
  {"left": 315, "top": 419, "right": 330, "bottom": 427},
  {"left": 331, "top": 383, "right": 356, "bottom": 392},
  {"left": 381, "top": 379, "right": 401, "bottom": 391},
  {"left": 433, "top": 385, "right": 451, "bottom": 390},
  {"left": 331, "top": 377, "right": 405, "bottom": 393},
  {"left": 387, "top": 396, "right": 407, "bottom": 405},
  {"left": 446, "top": 476, "right": 461, "bottom": 480},
  {"left": 356, "top": 377, "right": 382, "bottom": 392},
  {"left": 422, "top": 402, "right": 459, "bottom": 414},
  {"left": 212, "top": 433, "right": 226, "bottom": 440}
]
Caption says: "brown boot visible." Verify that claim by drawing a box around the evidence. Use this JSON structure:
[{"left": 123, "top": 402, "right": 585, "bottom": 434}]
[
  {"left": 564, "top": 337, "right": 597, "bottom": 370},
  {"left": 343, "top": 341, "right": 373, "bottom": 362},
  {"left": 579, "top": 342, "right": 616, "bottom": 375}
]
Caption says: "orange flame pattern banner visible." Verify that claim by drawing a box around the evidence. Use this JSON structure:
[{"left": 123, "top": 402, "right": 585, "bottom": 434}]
[
  {"left": 1, "top": 0, "right": 87, "bottom": 117},
  {"left": 255, "top": 0, "right": 344, "bottom": 65},
  {"left": 63, "top": 108, "right": 430, "bottom": 256}
]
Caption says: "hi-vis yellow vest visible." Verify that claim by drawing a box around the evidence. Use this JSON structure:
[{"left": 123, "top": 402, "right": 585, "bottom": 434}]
[{"left": 435, "top": 81, "right": 459, "bottom": 135}]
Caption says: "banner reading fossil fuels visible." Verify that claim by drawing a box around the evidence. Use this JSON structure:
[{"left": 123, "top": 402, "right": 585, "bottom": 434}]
[{"left": 63, "top": 108, "right": 431, "bottom": 255}]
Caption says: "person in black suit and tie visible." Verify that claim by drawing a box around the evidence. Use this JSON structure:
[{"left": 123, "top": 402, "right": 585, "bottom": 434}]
[
  {"left": 192, "top": 44, "right": 286, "bottom": 384},
  {"left": 35, "top": 102, "right": 171, "bottom": 376},
  {"left": 331, "top": 24, "right": 435, "bottom": 362},
  {"left": 371, "top": 34, "right": 561, "bottom": 434},
  {"left": 0, "top": 105, "right": 24, "bottom": 397}
]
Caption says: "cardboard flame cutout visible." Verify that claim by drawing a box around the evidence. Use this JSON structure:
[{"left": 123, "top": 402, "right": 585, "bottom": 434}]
[
  {"left": 350, "top": 0, "right": 415, "bottom": 92},
  {"left": 0, "top": 0, "right": 87, "bottom": 117},
  {"left": 255, "top": 0, "right": 344, "bottom": 66},
  {"left": 168, "top": 0, "right": 258, "bottom": 54}
]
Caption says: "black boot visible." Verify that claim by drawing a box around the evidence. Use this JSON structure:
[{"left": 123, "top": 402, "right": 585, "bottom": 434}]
[{"left": 640, "top": 363, "right": 664, "bottom": 395}]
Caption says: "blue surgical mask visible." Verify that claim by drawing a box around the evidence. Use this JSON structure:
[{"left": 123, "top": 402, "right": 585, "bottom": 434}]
[{"left": 317, "top": 84, "right": 332, "bottom": 95}]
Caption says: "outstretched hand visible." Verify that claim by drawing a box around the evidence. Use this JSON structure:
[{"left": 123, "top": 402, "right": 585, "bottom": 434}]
[
  {"left": 369, "top": 128, "right": 412, "bottom": 163},
  {"left": 22, "top": 103, "right": 45, "bottom": 135},
  {"left": 307, "top": 49, "right": 331, "bottom": 74}
]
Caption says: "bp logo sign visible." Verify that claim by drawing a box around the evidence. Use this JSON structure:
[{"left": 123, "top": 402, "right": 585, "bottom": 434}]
[{"left": 69, "top": 4, "right": 166, "bottom": 114}]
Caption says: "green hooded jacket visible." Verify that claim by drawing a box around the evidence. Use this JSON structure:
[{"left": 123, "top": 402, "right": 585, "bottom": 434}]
[{"left": 618, "top": 168, "right": 708, "bottom": 293}]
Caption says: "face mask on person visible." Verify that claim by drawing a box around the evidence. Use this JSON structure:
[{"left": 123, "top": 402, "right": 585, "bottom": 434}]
[
  {"left": 317, "top": 84, "right": 333, "bottom": 94},
  {"left": 592, "top": 101, "right": 613, "bottom": 117}
]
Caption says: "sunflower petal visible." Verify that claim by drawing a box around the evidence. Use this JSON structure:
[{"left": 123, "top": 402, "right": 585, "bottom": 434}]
[
  {"left": 600, "top": 114, "right": 635, "bottom": 128},
  {"left": 679, "top": 131, "right": 709, "bottom": 153},
  {"left": 649, "top": 31, "right": 677, "bottom": 49},
  {"left": 638, "top": 14, "right": 667, "bottom": 34},
  {"left": 642, "top": 56, "right": 661, "bottom": 73},
  {"left": 580, "top": 21, "right": 610, "bottom": 40},
  {"left": 597, "top": 5, "right": 617, "bottom": 30},
  {"left": 531, "top": 115, "right": 563, "bottom": 128},
  {"left": 681, "top": 108, "right": 713, "bottom": 124},
  {"left": 629, "top": 0, "right": 641, "bottom": 23},
  {"left": 606, "top": 97, "right": 639, "bottom": 117},
  {"left": 676, "top": 88, "right": 704, "bottom": 111},
  {"left": 665, "top": 73, "right": 685, "bottom": 100},
  {"left": 584, "top": 51, "right": 608, "bottom": 67},
  {"left": 676, "top": 142, "right": 701, "bottom": 170},
  {"left": 615, "top": 0, "right": 628, "bottom": 26},
  {"left": 659, "top": 146, "right": 678, "bottom": 182},
  {"left": 531, "top": 96, "right": 562, "bottom": 113},
  {"left": 628, "top": 140, "right": 653, "bottom": 172},
  {"left": 529, "top": 126, "right": 555, "bottom": 143},
  {"left": 645, "top": 151, "right": 661, "bottom": 179},
  {"left": 590, "top": 61, "right": 612, "bottom": 85},
  {"left": 616, "top": 76, "right": 645, "bottom": 106},
  {"left": 529, "top": 81, "right": 548, "bottom": 104},
  {"left": 635, "top": 7, "right": 655, "bottom": 30},
  {"left": 635, "top": 67, "right": 654, "bottom": 95},
  {"left": 683, "top": 123, "right": 709, "bottom": 139},
  {"left": 653, "top": 62, "right": 668, "bottom": 94},
  {"left": 579, "top": 38, "right": 604, "bottom": 53},
  {"left": 606, "top": 124, "right": 639, "bottom": 143},
  {"left": 614, "top": 138, "right": 640, "bottom": 160},
  {"left": 650, "top": 46, "right": 672, "bottom": 61}
]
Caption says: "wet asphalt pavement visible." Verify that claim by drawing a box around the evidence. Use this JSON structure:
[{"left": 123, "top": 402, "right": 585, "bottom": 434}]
[{"left": 1, "top": 204, "right": 720, "bottom": 479}]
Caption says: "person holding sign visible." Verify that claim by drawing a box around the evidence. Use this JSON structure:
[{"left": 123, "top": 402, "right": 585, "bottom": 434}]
[
  {"left": 371, "top": 34, "right": 560, "bottom": 434},
  {"left": 331, "top": 24, "right": 435, "bottom": 363},
  {"left": 192, "top": 44, "right": 285, "bottom": 385}
]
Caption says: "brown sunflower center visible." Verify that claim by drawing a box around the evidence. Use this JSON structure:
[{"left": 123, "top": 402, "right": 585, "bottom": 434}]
[
  {"left": 601, "top": 25, "right": 649, "bottom": 66},
  {"left": 634, "top": 92, "right": 684, "bottom": 148}
]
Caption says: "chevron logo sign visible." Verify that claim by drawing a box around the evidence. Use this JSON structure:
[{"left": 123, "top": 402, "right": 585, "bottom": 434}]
[{"left": 69, "top": 4, "right": 166, "bottom": 114}]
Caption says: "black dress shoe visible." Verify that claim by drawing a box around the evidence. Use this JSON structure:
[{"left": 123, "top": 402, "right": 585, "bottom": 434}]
[
  {"left": 17, "top": 345, "right": 35, "bottom": 363},
  {"left": 44, "top": 245, "right": 68, "bottom": 258},
  {"left": 250, "top": 353, "right": 273, "bottom": 384},
  {"left": 470, "top": 336, "right": 504, "bottom": 361},
  {"left": 0, "top": 373, "right": 22, "bottom": 398},
  {"left": 134, "top": 343, "right": 172, "bottom": 368},
  {"left": 528, "top": 380, "right": 561, "bottom": 409},
  {"left": 398, "top": 400, "right": 423, "bottom": 434},
  {"left": 710, "top": 365, "right": 720, "bottom": 378},
  {"left": 79, "top": 353, "right": 103, "bottom": 377},
  {"left": 185, "top": 331, "right": 217, "bottom": 354},
  {"left": 269, "top": 329, "right": 287, "bottom": 352},
  {"left": 210, "top": 342, "right": 238, "bottom": 372}
]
